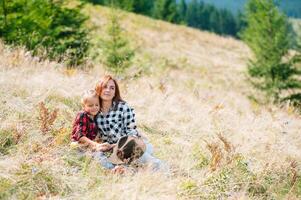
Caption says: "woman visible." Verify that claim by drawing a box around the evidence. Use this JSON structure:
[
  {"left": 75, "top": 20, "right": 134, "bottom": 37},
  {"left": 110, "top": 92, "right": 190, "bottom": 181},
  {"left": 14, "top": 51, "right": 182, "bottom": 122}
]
[{"left": 94, "top": 75, "right": 162, "bottom": 171}]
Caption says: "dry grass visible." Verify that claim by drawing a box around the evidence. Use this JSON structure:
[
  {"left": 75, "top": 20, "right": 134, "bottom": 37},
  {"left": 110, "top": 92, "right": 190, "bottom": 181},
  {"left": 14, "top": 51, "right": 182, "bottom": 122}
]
[
  {"left": 38, "top": 102, "right": 59, "bottom": 134},
  {"left": 0, "top": 5, "right": 301, "bottom": 199}
]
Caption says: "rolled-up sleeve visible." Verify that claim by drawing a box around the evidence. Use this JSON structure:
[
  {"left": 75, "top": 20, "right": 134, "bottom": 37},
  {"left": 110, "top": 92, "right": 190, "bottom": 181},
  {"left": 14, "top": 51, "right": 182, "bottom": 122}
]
[
  {"left": 123, "top": 104, "right": 139, "bottom": 136},
  {"left": 71, "top": 113, "right": 88, "bottom": 141}
]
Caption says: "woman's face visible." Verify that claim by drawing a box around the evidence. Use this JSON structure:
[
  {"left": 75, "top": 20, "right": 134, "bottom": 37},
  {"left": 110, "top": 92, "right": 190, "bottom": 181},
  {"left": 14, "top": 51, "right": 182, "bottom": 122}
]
[{"left": 101, "top": 79, "right": 116, "bottom": 101}]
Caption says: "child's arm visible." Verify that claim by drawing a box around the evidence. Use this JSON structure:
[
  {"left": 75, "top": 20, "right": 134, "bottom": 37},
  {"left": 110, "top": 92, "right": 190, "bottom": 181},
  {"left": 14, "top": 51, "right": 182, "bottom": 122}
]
[
  {"left": 73, "top": 113, "right": 100, "bottom": 150},
  {"left": 79, "top": 136, "right": 113, "bottom": 151},
  {"left": 94, "top": 131, "right": 103, "bottom": 143},
  {"left": 78, "top": 136, "right": 99, "bottom": 150},
  {"left": 73, "top": 113, "right": 113, "bottom": 151}
]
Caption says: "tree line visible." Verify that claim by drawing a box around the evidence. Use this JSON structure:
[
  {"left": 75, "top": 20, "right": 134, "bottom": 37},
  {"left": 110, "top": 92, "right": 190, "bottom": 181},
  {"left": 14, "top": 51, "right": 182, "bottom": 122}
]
[
  {"left": 1, "top": 0, "right": 301, "bottom": 106},
  {"left": 83, "top": 0, "right": 244, "bottom": 37}
]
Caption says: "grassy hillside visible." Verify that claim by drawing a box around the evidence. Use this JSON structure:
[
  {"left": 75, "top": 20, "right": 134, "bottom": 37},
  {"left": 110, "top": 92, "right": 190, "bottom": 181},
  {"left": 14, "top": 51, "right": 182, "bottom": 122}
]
[{"left": 1, "top": 5, "right": 301, "bottom": 199}]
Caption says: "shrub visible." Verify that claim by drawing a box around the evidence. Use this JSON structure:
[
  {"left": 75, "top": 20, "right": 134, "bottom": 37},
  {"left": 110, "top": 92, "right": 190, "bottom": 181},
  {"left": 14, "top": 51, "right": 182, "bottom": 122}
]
[
  {"left": 101, "top": 10, "right": 135, "bottom": 75},
  {"left": 38, "top": 102, "right": 58, "bottom": 134},
  {"left": 0, "top": 0, "right": 89, "bottom": 66},
  {"left": 240, "top": 0, "right": 301, "bottom": 101}
]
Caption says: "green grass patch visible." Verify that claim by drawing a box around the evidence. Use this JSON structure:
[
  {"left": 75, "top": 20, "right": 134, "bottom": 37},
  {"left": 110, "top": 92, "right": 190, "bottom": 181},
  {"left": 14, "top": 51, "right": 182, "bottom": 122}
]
[
  {"left": 178, "top": 179, "right": 200, "bottom": 198},
  {"left": 248, "top": 169, "right": 301, "bottom": 199},
  {"left": 62, "top": 149, "right": 107, "bottom": 182},
  {"left": 0, "top": 129, "right": 19, "bottom": 155},
  {"left": 0, "top": 177, "right": 13, "bottom": 200},
  {"left": 0, "top": 164, "right": 70, "bottom": 199},
  {"left": 51, "top": 127, "right": 72, "bottom": 145},
  {"left": 11, "top": 88, "right": 29, "bottom": 99},
  {"left": 46, "top": 94, "right": 81, "bottom": 111},
  {"left": 139, "top": 124, "right": 167, "bottom": 136},
  {"left": 63, "top": 149, "right": 86, "bottom": 169},
  {"left": 203, "top": 155, "right": 253, "bottom": 199},
  {"left": 192, "top": 144, "right": 209, "bottom": 169}
]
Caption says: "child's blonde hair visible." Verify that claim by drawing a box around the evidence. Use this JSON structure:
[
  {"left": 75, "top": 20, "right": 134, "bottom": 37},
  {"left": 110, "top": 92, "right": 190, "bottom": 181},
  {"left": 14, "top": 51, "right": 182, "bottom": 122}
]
[{"left": 81, "top": 89, "right": 98, "bottom": 106}]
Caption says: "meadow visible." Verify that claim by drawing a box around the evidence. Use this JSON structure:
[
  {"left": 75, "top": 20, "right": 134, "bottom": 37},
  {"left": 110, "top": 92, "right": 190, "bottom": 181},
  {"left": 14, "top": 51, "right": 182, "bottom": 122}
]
[{"left": 0, "top": 5, "right": 301, "bottom": 200}]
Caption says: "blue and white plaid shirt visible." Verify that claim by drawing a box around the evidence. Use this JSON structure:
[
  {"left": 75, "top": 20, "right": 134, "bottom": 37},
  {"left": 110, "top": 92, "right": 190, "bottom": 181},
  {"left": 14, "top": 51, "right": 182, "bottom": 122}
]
[{"left": 95, "top": 101, "right": 138, "bottom": 144}]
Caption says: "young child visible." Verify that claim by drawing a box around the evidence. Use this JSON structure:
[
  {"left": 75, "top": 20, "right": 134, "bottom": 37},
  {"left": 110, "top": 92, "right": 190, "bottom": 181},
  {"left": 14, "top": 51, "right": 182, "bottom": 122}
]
[
  {"left": 70, "top": 90, "right": 130, "bottom": 174},
  {"left": 71, "top": 89, "right": 111, "bottom": 151}
]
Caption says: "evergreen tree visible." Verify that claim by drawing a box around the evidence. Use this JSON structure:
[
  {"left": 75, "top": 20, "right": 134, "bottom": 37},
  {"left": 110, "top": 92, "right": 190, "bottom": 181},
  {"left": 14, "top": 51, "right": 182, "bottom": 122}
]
[
  {"left": 132, "top": 0, "right": 154, "bottom": 16},
  {"left": 200, "top": 3, "right": 211, "bottom": 30},
  {"left": 81, "top": 0, "right": 104, "bottom": 4},
  {"left": 178, "top": 0, "right": 187, "bottom": 24},
  {"left": 106, "top": 0, "right": 134, "bottom": 11},
  {"left": 0, "top": 0, "right": 89, "bottom": 66},
  {"left": 241, "top": 0, "right": 301, "bottom": 101},
  {"left": 152, "top": 0, "right": 179, "bottom": 23},
  {"left": 236, "top": 10, "right": 247, "bottom": 36},
  {"left": 186, "top": 0, "right": 199, "bottom": 28},
  {"left": 116, "top": 0, "right": 134, "bottom": 11},
  {"left": 220, "top": 9, "right": 237, "bottom": 35},
  {"left": 152, "top": 0, "right": 164, "bottom": 19},
  {"left": 101, "top": 11, "right": 134, "bottom": 74},
  {"left": 209, "top": 9, "right": 221, "bottom": 34}
]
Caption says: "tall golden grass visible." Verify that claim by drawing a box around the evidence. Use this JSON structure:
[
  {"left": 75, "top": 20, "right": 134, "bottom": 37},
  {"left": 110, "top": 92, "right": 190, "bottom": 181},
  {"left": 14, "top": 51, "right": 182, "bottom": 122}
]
[{"left": 0, "top": 5, "right": 301, "bottom": 199}]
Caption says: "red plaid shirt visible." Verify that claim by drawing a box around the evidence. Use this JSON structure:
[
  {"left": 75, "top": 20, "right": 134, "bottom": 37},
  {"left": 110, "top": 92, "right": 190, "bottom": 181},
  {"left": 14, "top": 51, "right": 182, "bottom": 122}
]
[{"left": 71, "top": 111, "right": 98, "bottom": 141}]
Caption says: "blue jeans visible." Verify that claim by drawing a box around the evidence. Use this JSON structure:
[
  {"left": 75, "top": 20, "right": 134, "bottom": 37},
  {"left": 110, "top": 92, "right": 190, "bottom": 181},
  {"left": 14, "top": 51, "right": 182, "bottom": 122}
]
[{"left": 93, "top": 139, "right": 165, "bottom": 171}]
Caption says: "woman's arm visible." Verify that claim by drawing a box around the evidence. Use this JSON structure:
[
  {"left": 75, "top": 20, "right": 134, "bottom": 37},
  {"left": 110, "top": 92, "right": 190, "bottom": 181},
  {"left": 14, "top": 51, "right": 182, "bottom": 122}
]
[
  {"left": 122, "top": 103, "right": 148, "bottom": 139},
  {"left": 123, "top": 104, "right": 139, "bottom": 136}
]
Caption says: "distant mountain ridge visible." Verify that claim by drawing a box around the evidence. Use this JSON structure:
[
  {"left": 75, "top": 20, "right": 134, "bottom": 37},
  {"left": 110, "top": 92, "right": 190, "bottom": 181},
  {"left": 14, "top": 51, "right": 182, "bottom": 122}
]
[{"left": 186, "top": 0, "right": 301, "bottom": 18}]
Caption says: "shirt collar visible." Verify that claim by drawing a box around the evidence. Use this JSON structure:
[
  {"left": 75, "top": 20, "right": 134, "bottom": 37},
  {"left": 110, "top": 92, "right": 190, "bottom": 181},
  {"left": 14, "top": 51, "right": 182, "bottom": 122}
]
[
  {"left": 111, "top": 101, "right": 118, "bottom": 111},
  {"left": 83, "top": 111, "right": 96, "bottom": 120},
  {"left": 99, "top": 101, "right": 118, "bottom": 115}
]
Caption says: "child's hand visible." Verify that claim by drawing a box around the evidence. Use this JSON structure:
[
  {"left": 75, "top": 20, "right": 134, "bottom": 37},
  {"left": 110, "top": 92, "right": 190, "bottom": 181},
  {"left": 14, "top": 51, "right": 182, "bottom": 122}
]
[
  {"left": 112, "top": 165, "right": 126, "bottom": 174},
  {"left": 70, "top": 141, "right": 79, "bottom": 149},
  {"left": 95, "top": 142, "right": 113, "bottom": 152}
]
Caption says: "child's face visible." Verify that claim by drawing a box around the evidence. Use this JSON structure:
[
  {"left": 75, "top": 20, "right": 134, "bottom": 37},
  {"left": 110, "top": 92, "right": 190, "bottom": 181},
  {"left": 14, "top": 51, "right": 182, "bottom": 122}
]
[{"left": 84, "top": 96, "right": 100, "bottom": 116}]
